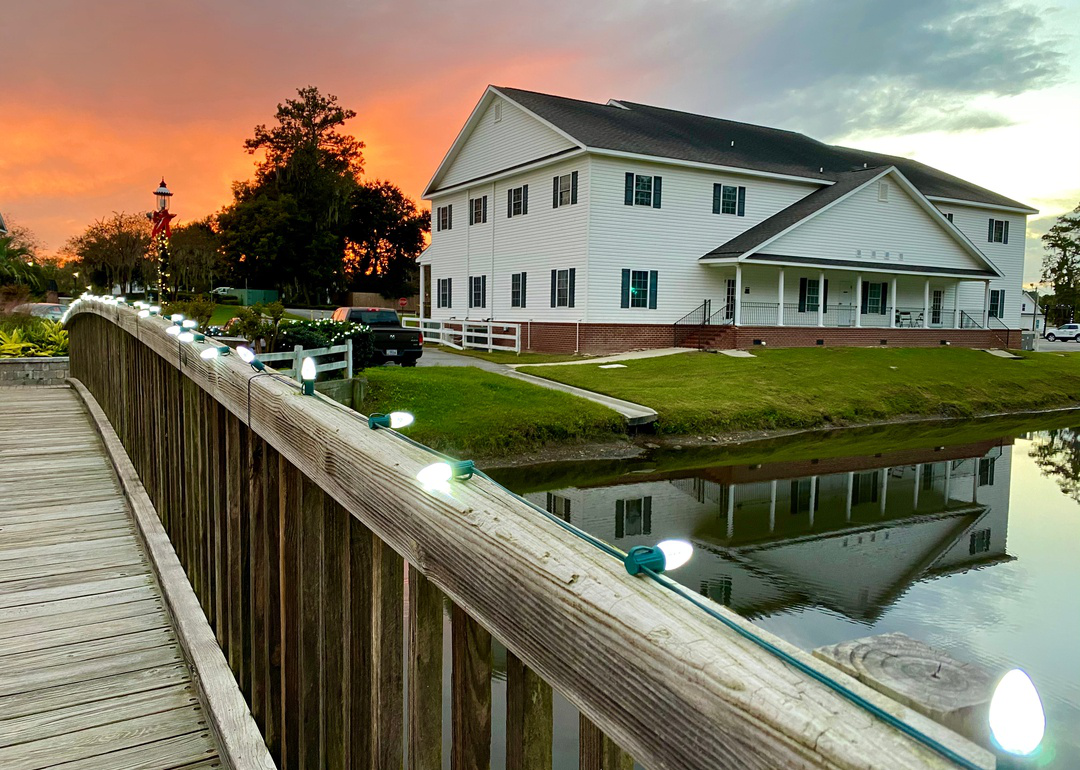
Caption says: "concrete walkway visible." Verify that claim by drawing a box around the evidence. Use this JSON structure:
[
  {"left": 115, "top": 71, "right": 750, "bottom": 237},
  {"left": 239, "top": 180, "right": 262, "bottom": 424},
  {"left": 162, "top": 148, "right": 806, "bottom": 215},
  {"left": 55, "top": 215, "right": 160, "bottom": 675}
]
[
  {"left": 508, "top": 347, "right": 693, "bottom": 368},
  {"left": 417, "top": 348, "right": 658, "bottom": 425}
]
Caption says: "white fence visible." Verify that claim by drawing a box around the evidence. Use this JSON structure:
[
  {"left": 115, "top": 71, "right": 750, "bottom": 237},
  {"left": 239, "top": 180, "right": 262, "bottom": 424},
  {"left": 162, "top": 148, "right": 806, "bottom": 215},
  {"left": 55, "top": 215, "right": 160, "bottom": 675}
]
[
  {"left": 402, "top": 318, "right": 520, "bottom": 353},
  {"left": 259, "top": 340, "right": 353, "bottom": 379}
]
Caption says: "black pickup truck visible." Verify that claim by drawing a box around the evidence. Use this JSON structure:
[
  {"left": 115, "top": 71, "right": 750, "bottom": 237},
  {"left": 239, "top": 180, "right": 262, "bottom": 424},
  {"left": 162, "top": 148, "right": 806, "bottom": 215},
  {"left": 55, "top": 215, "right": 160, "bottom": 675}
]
[{"left": 331, "top": 306, "right": 423, "bottom": 366}]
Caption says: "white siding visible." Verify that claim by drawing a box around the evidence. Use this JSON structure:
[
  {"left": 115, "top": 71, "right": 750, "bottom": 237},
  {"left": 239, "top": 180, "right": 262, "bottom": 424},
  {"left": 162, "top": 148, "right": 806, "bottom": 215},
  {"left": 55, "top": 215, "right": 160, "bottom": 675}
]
[
  {"left": 426, "top": 157, "right": 590, "bottom": 323},
  {"left": 437, "top": 96, "right": 576, "bottom": 191},
  {"left": 586, "top": 156, "right": 820, "bottom": 323},
  {"left": 766, "top": 178, "right": 988, "bottom": 274},
  {"left": 936, "top": 205, "right": 1026, "bottom": 328}
]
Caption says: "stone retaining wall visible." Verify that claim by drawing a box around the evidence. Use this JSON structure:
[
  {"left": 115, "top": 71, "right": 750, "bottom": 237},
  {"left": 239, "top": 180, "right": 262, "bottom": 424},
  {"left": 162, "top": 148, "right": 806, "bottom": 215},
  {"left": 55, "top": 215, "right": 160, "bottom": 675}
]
[{"left": 0, "top": 357, "right": 70, "bottom": 387}]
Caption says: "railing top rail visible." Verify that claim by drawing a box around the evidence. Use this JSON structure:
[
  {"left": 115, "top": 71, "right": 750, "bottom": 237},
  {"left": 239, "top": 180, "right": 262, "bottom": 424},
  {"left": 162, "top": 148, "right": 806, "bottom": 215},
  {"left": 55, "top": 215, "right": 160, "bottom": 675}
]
[{"left": 63, "top": 299, "right": 990, "bottom": 770}]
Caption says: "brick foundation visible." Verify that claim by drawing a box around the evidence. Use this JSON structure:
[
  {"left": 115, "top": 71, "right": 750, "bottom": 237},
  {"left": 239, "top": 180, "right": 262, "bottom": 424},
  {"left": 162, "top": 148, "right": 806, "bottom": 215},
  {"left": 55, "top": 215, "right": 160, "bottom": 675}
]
[
  {"left": 0, "top": 357, "right": 70, "bottom": 386},
  {"left": 514, "top": 322, "right": 1020, "bottom": 353}
]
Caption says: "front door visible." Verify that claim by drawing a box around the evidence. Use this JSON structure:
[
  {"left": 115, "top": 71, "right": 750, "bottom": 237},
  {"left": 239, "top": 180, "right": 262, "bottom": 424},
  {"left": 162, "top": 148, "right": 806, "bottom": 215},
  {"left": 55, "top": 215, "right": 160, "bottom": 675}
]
[
  {"left": 931, "top": 290, "right": 944, "bottom": 326},
  {"left": 832, "top": 280, "right": 854, "bottom": 326}
]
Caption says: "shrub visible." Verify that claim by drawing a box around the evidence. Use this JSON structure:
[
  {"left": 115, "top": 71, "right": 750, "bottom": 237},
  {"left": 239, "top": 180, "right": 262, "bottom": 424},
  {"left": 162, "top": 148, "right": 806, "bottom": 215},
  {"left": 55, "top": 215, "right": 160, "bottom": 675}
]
[
  {"left": 276, "top": 319, "right": 376, "bottom": 373},
  {"left": 164, "top": 296, "right": 215, "bottom": 329},
  {"left": 219, "top": 294, "right": 242, "bottom": 305},
  {"left": 0, "top": 317, "right": 69, "bottom": 357}
]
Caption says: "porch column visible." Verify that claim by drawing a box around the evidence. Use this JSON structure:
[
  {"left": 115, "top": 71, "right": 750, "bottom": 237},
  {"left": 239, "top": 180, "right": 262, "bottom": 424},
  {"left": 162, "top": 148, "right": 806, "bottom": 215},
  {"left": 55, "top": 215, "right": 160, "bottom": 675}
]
[
  {"left": 727, "top": 486, "right": 735, "bottom": 538},
  {"left": 855, "top": 274, "right": 863, "bottom": 328},
  {"left": 923, "top": 279, "right": 931, "bottom": 328},
  {"left": 880, "top": 469, "right": 889, "bottom": 516},
  {"left": 890, "top": 277, "right": 897, "bottom": 328},
  {"left": 913, "top": 464, "right": 922, "bottom": 509},
  {"left": 983, "top": 280, "right": 991, "bottom": 327},
  {"left": 817, "top": 270, "right": 826, "bottom": 327},
  {"left": 419, "top": 263, "right": 426, "bottom": 322},
  {"left": 777, "top": 268, "right": 785, "bottom": 326},
  {"left": 944, "top": 461, "right": 952, "bottom": 503},
  {"left": 953, "top": 283, "right": 960, "bottom": 329},
  {"left": 734, "top": 263, "right": 743, "bottom": 326},
  {"left": 808, "top": 476, "right": 817, "bottom": 527},
  {"left": 845, "top": 472, "right": 854, "bottom": 522},
  {"left": 769, "top": 479, "right": 777, "bottom": 532}
]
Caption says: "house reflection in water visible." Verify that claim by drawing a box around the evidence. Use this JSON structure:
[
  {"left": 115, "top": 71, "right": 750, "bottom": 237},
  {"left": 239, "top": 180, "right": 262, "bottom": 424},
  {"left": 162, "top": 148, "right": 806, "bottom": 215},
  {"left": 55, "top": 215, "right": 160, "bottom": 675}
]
[{"left": 525, "top": 440, "right": 1014, "bottom": 623}]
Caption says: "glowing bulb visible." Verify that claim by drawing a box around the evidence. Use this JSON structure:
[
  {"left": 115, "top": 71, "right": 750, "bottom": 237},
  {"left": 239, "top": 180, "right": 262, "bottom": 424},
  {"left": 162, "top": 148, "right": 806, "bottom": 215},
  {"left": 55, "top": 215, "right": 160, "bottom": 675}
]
[
  {"left": 657, "top": 540, "right": 693, "bottom": 570},
  {"left": 166, "top": 325, "right": 181, "bottom": 336},
  {"left": 170, "top": 314, "right": 184, "bottom": 322},
  {"left": 182, "top": 319, "right": 198, "bottom": 329},
  {"left": 200, "top": 345, "right": 229, "bottom": 360},
  {"left": 138, "top": 310, "right": 150, "bottom": 318},
  {"left": 236, "top": 346, "right": 255, "bottom": 363},
  {"left": 116, "top": 296, "right": 125, "bottom": 303},
  {"left": 417, "top": 462, "right": 453, "bottom": 487},
  {"left": 178, "top": 331, "right": 194, "bottom": 343},
  {"left": 301, "top": 357, "right": 316, "bottom": 381},
  {"left": 990, "top": 669, "right": 1044, "bottom": 756},
  {"left": 389, "top": 411, "right": 414, "bottom": 429},
  {"left": 149, "top": 306, "right": 161, "bottom": 314}
]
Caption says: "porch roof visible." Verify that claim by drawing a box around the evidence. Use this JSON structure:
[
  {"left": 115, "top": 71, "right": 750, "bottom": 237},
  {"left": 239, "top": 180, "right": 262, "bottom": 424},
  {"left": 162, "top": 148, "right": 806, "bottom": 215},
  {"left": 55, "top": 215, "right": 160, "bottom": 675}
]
[{"left": 704, "top": 252, "right": 998, "bottom": 279}]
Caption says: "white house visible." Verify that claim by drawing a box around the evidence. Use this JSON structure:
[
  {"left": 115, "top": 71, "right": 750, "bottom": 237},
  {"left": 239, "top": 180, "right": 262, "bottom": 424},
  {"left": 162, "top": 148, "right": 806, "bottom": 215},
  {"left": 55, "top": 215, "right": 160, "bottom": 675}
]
[
  {"left": 419, "top": 87, "right": 1037, "bottom": 352},
  {"left": 1020, "top": 290, "right": 1046, "bottom": 332}
]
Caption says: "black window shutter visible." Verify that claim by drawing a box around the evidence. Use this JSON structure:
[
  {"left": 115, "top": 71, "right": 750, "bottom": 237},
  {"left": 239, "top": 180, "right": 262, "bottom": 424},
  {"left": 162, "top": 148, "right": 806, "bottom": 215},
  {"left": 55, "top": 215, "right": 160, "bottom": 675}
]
[
  {"left": 522, "top": 185, "right": 528, "bottom": 215},
  {"left": 712, "top": 184, "right": 721, "bottom": 215},
  {"left": 552, "top": 176, "right": 560, "bottom": 208},
  {"left": 861, "top": 280, "right": 870, "bottom": 314},
  {"left": 737, "top": 187, "right": 746, "bottom": 217},
  {"left": 436, "top": 207, "right": 441, "bottom": 232},
  {"left": 988, "top": 218, "right": 994, "bottom": 242},
  {"left": 1000, "top": 290, "right": 1006, "bottom": 316},
  {"left": 571, "top": 171, "right": 578, "bottom": 204},
  {"left": 447, "top": 204, "right": 452, "bottom": 230},
  {"left": 481, "top": 274, "right": 487, "bottom": 307},
  {"left": 823, "top": 279, "right": 829, "bottom": 311},
  {"left": 482, "top": 196, "right": 487, "bottom": 223},
  {"left": 621, "top": 269, "right": 631, "bottom": 308},
  {"left": 652, "top": 176, "right": 662, "bottom": 208},
  {"left": 447, "top": 277, "right": 451, "bottom": 308},
  {"left": 568, "top": 268, "right": 576, "bottom": 308},
  {"left": 507, "top": 189, "right": 513, "bottom": 218},
  {"left": 648, "top": 270, "right": 658, "bottom": 309},
  {"left": 550, "top": 270, "right": 557, "bottom": 308},
  {"left": 798, "top": 277, "right": 807, "bottom": 313},
  {"left": 643, "top": 497, "right": 652, "bottom": 535},
  {"left": 521, "top": 272, "right": 527, "bottom": 308},
  {"left": 468, "top": 201, "right": 473, "bottom": 226},
  {"left": 615, "top": 500, "right": 624, "bottom": 538},
  {"left": 467, "top": 276, "right": 473, "bottom": 308},
  {"left": 881, "top": 281, "right": 889, "bottom": 315},
  {"left": 1003, "top": 220, "right": 1009, "bottom": 244},
  {"left": 624, "top": 173, "right": 634, "bottom": 205}
]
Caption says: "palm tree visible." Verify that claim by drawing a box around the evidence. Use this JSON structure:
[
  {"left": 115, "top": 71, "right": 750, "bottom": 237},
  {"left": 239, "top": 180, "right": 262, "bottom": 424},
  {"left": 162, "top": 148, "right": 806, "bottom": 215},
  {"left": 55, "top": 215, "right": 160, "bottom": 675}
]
[{"left": 0, "top": 233, "right": 41, "bottom": 288}]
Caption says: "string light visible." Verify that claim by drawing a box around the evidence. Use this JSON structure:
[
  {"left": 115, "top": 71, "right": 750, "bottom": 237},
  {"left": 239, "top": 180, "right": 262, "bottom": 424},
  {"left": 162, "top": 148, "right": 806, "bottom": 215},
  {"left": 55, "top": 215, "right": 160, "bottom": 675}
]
[
  {"left": 990, "top": 670, "right": 1044, "bottom": 756},
  {"left": 368, "top": 412, "right": 415, "bottom": 430},
  {"left": 182, "top": 319, "right": 198, "bottom": 329},
  {"left": 138, "top": 309, "right": 150, "bottom": 318},
  {"left": 236, "top": 346, "right": 265, "bottom": 371},
  {"left": 170, "top": 314, "right": 184, "bottom": 323},
  {"left": 624, "top": 540, "right": 694, "bottom": 575},
  {"left": 166, "top": 325, "right": 181, "bottom": 337},
  {"left": 200, "top": 345, "right": 230, "bottom": 360},
  {"left": 300, "top": 357, "right": 316, "bottom": 396}
]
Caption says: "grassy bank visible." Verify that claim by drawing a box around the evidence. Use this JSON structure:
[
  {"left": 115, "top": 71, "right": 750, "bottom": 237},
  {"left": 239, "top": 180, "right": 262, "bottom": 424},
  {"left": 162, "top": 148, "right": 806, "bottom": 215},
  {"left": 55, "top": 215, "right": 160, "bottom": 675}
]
[
  {"left": 521, "top": 348, "right": 1080, "bottom": 434},
  {"left": 361, "top": 366, "right": 625, "bottom": 457},
  {"left": 441, "top": 348, "right": 595, "bottom": 365}
]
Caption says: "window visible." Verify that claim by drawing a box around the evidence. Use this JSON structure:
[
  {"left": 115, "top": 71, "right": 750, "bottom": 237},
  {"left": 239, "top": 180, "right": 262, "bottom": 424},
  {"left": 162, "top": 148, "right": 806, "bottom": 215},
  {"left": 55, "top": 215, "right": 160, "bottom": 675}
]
[
  {"left": 511, "top": 272, "right": 527, "bottom": 308},
  {"left": 878, "top": 181, "right": 889, "bottom": 202},
  {"left": 624, "top": 173, "right": 662, "bottom": 208},
  {"left": 932, "top": 290, "right": 944, "bottom": 325},
  {"left": 789, "top": 478, "right": 818, "bottom": 515},
  {"left": 552, "top": 172, "right": 578, "bottom": 208},
  {"left": 468, "top": 275, "right": 487, "bottom": 309},
  {"left": 921, "top": 464, "right": 936, "bottom": 491},
  {"left": 979, "top": 457, "right": 996, "bottom": 486},
  {"left": 988, "top": 218, "right": 1009, "bottom": 244},
  {"left": 799, "top": 278, "right": 821, "bottom": 313},
  {"left": 851, "top": 472, "right": 880, "bottom": 505},
  {"left": 545, "top": 492, "right": 570, "bottom": 522},
  {"left": 860, "top": 281, "right": 889, "bottom": 316},
  {"left": 437, "top": 278, "right": 452, "bottom": 309},
  {"left": 615, "top": 497, "right": 652, "bottom": 538},
  {"left": 348, "top": 310, "right": 399, "bottom": 325},
  {"left": 946, "top": 212, "right": 954, "bottom": 223},
  {"left": 700, "top": 576, "right": 732, "bottom": 606},
  {"left": 436, "top": 204, "right": 452, "bottom": 232},
  {"left": 550, "top": 268, "right": 575, "bottom": 308},
  {"left": 621, "top": 269, "right": 656, "bottom": 309},
  {"left": 712, "top": 184, "right": 746, "bottom": 216},
  {"left": 969, "top": 528, "right": 991, "bottom": 555},
  {"left": 989, "top": 290, "right": 1005, "bottom": 319},
  {"left": 507, "top": 185, "right": 528, "bottom": 217},
  {"left": 469, "top": 196, "right": 487, "bottom": 225}
]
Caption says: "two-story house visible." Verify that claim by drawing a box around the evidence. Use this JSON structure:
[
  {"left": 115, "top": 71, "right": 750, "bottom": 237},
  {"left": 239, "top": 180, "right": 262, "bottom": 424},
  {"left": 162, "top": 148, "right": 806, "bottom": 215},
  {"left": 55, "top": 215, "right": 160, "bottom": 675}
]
[{"left": 419, "top": 86, "right": 1036, "bottom": 352}]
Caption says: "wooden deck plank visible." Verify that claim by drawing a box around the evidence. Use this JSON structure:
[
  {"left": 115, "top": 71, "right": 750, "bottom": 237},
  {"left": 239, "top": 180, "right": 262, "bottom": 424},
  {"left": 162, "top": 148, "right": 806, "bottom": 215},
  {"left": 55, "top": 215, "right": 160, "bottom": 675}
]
[{"left": 0, "top": 387, "right": 229, "bottom": 770}]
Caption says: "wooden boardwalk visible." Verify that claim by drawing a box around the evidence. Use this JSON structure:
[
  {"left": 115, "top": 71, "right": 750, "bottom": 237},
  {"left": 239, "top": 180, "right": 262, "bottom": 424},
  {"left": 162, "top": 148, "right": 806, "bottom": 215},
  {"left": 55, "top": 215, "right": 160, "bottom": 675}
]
[{"left": 0, "top": 387, "right": 222, "bottom": 770}]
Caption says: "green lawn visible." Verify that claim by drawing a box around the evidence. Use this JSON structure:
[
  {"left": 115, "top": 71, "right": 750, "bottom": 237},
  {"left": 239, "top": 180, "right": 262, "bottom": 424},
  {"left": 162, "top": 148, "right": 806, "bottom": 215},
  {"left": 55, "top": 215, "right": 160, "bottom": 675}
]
[
  {"left": 208, "top": 304, "right": 305, "bottom": 326},
  {"left": 361, "top": 366, "right": 625, "bottom": 457},
  {"left": 519, "top": 348, "right": 1080, "bottom": 435},
  {"left": 440, "top": 348, "right": 596, "bottom": 366}
]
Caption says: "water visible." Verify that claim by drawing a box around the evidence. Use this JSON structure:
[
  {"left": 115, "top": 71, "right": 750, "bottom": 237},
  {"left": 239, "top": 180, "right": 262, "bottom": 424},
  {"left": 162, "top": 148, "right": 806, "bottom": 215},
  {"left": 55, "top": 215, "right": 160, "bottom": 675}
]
[{"left": 487, "top": 414, "right": 1080, "bottom": 768}]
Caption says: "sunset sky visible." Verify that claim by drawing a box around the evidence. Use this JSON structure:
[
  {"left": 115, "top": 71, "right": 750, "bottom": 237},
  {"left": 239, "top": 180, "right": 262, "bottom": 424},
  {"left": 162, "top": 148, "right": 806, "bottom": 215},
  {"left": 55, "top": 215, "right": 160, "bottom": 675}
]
[{"left": 1, "top": 0, "right": 1078, "bottom": 281}]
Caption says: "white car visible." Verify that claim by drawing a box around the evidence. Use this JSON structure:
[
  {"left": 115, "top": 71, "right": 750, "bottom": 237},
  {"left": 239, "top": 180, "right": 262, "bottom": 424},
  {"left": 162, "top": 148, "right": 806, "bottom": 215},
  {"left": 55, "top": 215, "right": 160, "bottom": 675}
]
[
  {"left": 1044, "top": 324, "right": 1080, "bottom": 342},
  {"left": 209, "top": 286, "right": 235, "bottom": 296}
]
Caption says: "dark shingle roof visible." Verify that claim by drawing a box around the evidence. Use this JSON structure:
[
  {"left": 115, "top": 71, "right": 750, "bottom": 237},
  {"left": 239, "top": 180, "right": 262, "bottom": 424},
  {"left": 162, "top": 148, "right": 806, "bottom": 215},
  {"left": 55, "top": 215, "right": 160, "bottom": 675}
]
[
  {"left": 494, "top": 87, "right": 1033, "bottom": 212},
  {"left": 701, "top": 167, "right": 888, "bottom": 259}
]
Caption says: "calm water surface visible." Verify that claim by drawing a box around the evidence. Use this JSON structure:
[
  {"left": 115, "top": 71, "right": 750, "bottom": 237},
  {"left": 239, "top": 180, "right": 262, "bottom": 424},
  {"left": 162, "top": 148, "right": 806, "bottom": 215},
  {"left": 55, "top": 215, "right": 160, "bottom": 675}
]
[{"left": 484, "top": 414, "right": 1080, "bottom": 768}]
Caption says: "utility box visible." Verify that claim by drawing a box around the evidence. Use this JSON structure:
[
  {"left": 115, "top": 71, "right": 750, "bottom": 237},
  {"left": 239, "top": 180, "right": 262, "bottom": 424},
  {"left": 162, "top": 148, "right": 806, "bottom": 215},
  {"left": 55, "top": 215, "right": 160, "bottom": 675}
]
[
  {"left": 1021, "top": 331, "right": 1036, "bottom": 351},
  {"left": 234, "top": 289, "right": 279, "bottom": 305}
]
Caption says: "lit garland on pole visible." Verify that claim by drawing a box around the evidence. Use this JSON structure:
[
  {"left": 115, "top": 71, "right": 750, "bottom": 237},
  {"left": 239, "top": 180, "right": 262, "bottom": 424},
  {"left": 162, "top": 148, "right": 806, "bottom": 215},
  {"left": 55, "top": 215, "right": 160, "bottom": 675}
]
[{"left": 148, "top": 179, "right": 175, "bottom": 303}]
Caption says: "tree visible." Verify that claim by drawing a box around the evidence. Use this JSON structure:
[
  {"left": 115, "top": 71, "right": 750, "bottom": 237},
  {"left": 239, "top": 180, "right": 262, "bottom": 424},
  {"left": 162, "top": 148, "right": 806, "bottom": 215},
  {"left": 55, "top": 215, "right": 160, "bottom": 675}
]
[
  {"left": 170, "top": 218, "right": 224, "bottom": 293},
  {"left": 1030, "top": 428, "right": 1080, "bottom": 504},
  {"left": 1041, "top": 203, "right": 1080, "bottom": 324},
  {"left": 0, "top": 232, "right": 40, "bottom": 289},
  {"left": 66, "top": 213, "right": 153, "bottom": 293},
  {"left": 343, "top": 181, "right": 429, "bottom": 298}
]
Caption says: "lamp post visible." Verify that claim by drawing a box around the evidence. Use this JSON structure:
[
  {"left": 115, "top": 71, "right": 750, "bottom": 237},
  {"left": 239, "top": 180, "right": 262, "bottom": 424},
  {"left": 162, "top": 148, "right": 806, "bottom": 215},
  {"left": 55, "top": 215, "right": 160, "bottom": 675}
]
[{"left": 149, "top": 179, "right": 176, "bottom": 303}]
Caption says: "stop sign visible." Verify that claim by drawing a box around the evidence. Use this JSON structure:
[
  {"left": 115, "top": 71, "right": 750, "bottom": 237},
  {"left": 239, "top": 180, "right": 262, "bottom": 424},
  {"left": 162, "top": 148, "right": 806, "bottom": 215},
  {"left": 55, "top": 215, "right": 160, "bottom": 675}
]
[{"left": 398, "top": 298, "right": 408, "bottom": 308}]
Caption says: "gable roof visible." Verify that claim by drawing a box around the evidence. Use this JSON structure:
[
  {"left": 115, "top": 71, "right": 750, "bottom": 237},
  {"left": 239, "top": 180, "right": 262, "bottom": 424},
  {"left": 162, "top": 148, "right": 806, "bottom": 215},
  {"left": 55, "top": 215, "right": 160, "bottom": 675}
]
[
  {"left": 701, "top": 165, "right": 1003, "bottom": 277},
  {"left": 492, "top": 87, "right": 1036, "bottom": 213}
]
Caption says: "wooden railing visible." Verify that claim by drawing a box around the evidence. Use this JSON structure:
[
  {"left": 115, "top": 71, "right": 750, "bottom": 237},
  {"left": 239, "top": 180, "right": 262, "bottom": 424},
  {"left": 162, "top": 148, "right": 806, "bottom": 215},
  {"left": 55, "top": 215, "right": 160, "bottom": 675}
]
[
  {"left": 260, "top": 340, "right": 354, "bottom": 379},
  {"left": 64, "top": 299, "right": 991, "bottom": 770},
  {"left": 404, "top": 316, "right": 521, "bottom": 353}
]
